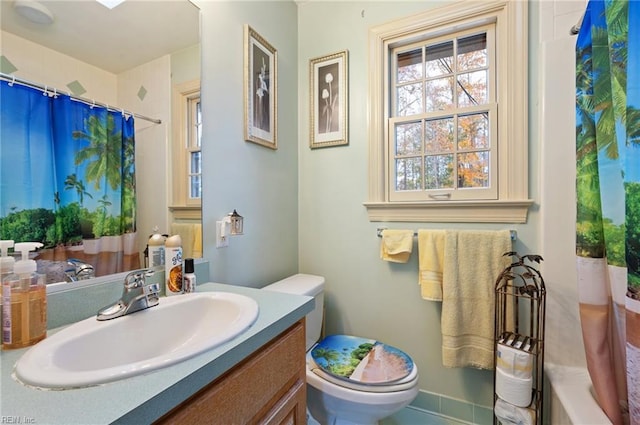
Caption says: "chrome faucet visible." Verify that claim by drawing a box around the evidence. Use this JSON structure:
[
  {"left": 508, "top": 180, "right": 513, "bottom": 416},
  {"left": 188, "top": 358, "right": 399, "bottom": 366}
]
[
  {"left": 97, "top": 269, "right": 160, "bottom": 321},
  {"left": 65, "top": 258, "right": 95, "bottom": 282}
]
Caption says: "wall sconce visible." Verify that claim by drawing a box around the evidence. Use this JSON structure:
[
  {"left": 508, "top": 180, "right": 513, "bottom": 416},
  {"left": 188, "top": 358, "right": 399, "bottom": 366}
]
[
  {"left": 229, "top": 209, "right": 244, "bottom": 235},
  {"left": 216, "top": 209, "right": 244, "bottom": 248}
]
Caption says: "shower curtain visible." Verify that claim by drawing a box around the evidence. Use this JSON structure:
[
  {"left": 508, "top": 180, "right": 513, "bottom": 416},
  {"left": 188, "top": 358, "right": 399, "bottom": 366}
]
[
  {"left": 575, "top": 1, "right": 639, "bottom": 424},
  {"left": 0, "top": 80, "right": 139, "bottom": 282}
]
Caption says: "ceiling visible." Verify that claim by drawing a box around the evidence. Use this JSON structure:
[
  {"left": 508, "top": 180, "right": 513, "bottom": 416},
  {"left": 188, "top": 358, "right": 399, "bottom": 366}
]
[{"left": 1, "top": 0, "right": 200, "bottom": 74}]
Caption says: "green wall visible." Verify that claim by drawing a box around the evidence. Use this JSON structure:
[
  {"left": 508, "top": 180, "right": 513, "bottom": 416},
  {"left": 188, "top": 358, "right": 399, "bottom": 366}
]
[
  {"left": 197, "top": 0, "right": 299, "bottom": 287},
  {"left": 197, "top": 0, "right": 541, "bottom": 409}
]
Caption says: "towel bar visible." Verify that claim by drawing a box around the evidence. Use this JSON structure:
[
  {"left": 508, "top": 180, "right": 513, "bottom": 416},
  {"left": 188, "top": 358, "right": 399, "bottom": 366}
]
[{"left": 376, "top": 227, "right": 517, "bottom": 241}]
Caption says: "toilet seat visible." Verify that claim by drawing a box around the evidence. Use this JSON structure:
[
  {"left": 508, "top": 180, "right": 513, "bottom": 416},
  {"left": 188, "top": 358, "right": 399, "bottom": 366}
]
[{"left": 307, "top": 335, "right": 418, "bottom": 393}]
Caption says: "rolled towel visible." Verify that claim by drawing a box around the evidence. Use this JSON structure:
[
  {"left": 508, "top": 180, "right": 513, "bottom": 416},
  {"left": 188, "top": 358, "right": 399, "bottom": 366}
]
[
  {"left": 497, "top": 340, "right": 533, "bottom": 379},
  {"left": 495, "top": 367, "right": 533, "bottom": 407},
  {"left": 494, "top": 398, "right": 535, "bottom": 425},
  {"left": 380, "top": 229, "right": 414, "bottom": 263}
]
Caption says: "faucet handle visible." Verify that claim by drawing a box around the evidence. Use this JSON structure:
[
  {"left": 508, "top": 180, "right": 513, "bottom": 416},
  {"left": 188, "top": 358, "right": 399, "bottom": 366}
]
[{"left": 124, "top": 269, "right": 154, "bottom": 290}]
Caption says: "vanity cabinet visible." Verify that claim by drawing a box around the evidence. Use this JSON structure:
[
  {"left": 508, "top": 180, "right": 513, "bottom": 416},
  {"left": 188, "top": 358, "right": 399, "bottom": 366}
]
[{"left": 156, "top": 319, "right": 307, "bottom": 425}]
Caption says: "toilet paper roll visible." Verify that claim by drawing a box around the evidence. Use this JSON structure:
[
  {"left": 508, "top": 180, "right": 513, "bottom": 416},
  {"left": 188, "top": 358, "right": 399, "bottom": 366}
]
[
  {"left": 494, "top": 398, "right": 534, "bottom": 425},
  {"left": 497, "top": 342, "right": 533, "bottom": 379},
  {"left": 495, "top": 367, "right": 532, "bottom": 407}
]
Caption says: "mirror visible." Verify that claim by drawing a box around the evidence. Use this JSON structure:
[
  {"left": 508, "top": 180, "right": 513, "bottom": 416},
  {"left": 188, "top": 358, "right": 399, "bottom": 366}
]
[{"left": 0, "top": 0, "right": 201, "bottom": 287}]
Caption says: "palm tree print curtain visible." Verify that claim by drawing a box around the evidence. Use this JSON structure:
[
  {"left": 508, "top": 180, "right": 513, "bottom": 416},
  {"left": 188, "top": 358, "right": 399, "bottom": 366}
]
[
  {"left": 576, "top": 1, "right": 639, "bottom": 423},
  {"left": 0, "top": 80, "right": 139, "bottom": 282}
]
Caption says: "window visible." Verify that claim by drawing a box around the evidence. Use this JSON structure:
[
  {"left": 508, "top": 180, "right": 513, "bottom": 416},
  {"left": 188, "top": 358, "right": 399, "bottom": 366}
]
[
  {"left": 365, "top": 1, "right": 532, "bottom": 223},
  {"left": 187, "top": 95, "right": 202, "bottom": 201},
  {"left": 171, "top": 80, "right": 201, "bottom": 221}
]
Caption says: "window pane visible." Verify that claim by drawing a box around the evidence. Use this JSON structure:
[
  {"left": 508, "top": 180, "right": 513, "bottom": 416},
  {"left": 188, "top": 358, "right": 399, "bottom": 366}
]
[
  {"left": 457, "top": 70, "right": 487, "bottom": 107},
  {"left": 426, "top": 77, "right": 454, "bottom": 111},
  {"left": 457, "top": 33, "right": 487, "bottom": 71},
  {"left": 457, "top": 151, "right": 489, "bottom": 188},
  {"left": 190, "top": 151, "right": 201, "bottom": 173},
  {"left": 425, "top": 117, "right": 454, "bottom": 153},
  {"left": 396, "top": 83, "right": 423, "bottom": 116},
  {"left": 425, "top": 40, "right": 453, "bottom": 78},
  {"left": 190, "top": 175, "right": 201, "bottom": 199},
  {"left": 458, "top": 113, "right": 489, "bottom": 150},
  {"left": 425, "top": 154, "right": 454, "bottom": 189},
  {"left": 395, "top": 122, "right": 422, "bottom": 155},
  {"left": 196, "top": 100, "right": 202, "bottom": 148},
  {"left": 396, "top": 157, "right": 423, "bottom": 190},
  {"left": 397, "top": 48, "right": 422, "bottom": 83}
]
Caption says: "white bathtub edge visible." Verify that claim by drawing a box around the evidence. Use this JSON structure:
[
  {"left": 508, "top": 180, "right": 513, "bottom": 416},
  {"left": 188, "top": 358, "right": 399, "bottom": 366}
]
[{"left": 544, "top": 363, "right": 612, "bottom": 425}]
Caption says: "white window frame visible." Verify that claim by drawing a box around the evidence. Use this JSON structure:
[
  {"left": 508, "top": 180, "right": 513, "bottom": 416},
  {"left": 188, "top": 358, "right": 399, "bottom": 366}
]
[
  {"left": 364, "top": 0, "right": 533, "bottom": 223},
  {"left": 170, "top": 79, "right": 202, "bottom": 221}
]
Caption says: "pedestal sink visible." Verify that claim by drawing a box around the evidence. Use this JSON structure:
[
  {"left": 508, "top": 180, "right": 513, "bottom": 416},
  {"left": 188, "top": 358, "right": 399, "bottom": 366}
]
[{"left": 14, "top": 292, "right": 259, "bottom": 389}]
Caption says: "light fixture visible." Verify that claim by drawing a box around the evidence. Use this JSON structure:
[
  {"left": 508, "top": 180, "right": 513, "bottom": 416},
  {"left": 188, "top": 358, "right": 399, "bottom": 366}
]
[
  {"left": 216, "top": 210, "right": 244, "bottom": 248},
  {"left": 95, "top": 0, "right": 126, "bottom": 9},
  {"left": 13, "top": 0, "right": 54, "bottom": 25},
  {"left": 229, "top": 210, "right": 244, "bottom": 236}
]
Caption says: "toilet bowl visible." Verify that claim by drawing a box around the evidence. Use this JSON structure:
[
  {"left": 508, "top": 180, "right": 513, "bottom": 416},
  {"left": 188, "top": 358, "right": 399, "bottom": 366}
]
[{"left": 263, "top": 274, "right": 419, "bottom": 425}]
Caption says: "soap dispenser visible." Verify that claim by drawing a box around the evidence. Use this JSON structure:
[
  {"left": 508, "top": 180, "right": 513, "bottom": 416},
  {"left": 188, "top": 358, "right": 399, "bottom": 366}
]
[
  {"left": 0, "top": 240, "right": 15, "bottom": 280},
  {"left": 2, "top": 242, "right": 47, "bottom": 350}
]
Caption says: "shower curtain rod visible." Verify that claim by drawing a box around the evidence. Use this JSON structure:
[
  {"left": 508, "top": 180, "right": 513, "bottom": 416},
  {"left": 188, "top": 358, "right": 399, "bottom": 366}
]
[{"left": 0, "top": 73, "right": 162, "bottom": 125}]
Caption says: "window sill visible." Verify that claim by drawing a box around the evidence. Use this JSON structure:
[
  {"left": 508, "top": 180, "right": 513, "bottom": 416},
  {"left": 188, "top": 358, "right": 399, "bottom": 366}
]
[
  {"left": 169, "top": 205, "right": 202, "bottom": 221},
  {"left": 363, "top": 200, "right": 534, "bottom": 223}
]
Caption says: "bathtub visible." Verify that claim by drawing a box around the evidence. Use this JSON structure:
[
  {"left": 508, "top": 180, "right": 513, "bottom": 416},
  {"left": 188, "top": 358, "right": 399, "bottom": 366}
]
[{"left": 545, "top": 363, "right": 612, "bottom": 424}]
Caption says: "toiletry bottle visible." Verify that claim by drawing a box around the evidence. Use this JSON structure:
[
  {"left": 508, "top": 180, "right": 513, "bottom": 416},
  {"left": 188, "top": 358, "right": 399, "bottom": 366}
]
[
  {"left": 183, "top": 258, "right": 196, "bottom": 293},
  {"left": 0, "top": 240, "right": 15, "bottom": 281},
  {"left": 165, "top": 235, "right": 183, "bottom": 296},
  {"left": 2, "top": 242, "right": 46, "bottom": 350},
  {"left": 148, "top": 227, "right": 166, "bottom": 268}
]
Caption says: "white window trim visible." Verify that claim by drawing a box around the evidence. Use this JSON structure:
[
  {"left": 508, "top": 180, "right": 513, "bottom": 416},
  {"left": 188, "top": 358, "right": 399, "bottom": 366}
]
[
  {"left": 364, "top": 0, "right": 533, "bottom": 223},
  {"left": 170, "top": 79, "right": 202, "bottom": 222}
]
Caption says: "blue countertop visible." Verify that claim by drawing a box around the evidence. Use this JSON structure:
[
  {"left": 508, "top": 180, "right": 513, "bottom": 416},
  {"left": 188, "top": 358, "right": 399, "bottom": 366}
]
[{"left": 0, "top": 282, "right": 314, "bottom": 424}]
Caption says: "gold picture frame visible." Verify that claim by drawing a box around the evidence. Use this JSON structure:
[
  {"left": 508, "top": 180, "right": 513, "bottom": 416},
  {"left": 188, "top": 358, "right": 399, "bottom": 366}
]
[
  {"left": 244, "top": 25, "right": 277, "bottom": 149},
  {"left": 309, "top": 50, "right": 348, "bottom": 149}
]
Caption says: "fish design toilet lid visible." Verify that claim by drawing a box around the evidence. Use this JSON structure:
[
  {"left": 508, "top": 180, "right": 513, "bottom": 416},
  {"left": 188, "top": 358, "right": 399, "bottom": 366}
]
[{"left": 310, "top": 335, "right": 414, "bottom": 385}]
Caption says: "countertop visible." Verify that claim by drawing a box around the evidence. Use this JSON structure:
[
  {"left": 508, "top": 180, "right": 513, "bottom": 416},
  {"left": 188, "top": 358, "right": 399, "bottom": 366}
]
[{"left": 0, "top": 282, "right": 314, "bottom": 424}]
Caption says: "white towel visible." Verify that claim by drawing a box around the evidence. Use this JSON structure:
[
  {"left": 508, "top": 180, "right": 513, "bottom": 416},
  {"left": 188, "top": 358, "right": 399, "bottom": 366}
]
[
  {"left": 441, "top": 229, "right": 512, "bottom": 369},
  {"left": 495, "top": 367, "right": 533, "bottom": 407},
  {"left": 494, "top": 398, "right": 535, "bottom": 425},
  {"left": 497, "top": 340, "right": 533, "bottom": 379}
]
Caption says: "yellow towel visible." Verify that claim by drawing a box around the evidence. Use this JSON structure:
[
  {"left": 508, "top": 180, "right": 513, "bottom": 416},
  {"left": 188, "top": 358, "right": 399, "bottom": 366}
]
[
  {"left": 380, "top": 229, "right": 414, "bottom": 263},
  {"left": 417, "top": 229, "right": 446, "bottom": 301},
  {"left": 171, "top": 223, "right": 203, "bottom": 259},
  {"left": 441, "top": 229, "right": 511, "bottom": 369}
]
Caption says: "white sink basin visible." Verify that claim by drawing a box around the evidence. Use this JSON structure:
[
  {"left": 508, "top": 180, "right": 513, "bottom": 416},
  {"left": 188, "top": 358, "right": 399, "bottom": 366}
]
[{"left": 14, "top": 292, "right": 259, "bottom": 389}]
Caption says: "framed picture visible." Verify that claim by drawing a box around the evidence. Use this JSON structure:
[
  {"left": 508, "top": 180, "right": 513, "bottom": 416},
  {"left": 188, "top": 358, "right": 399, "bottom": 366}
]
[
  {"left": 244, "top": 25, "right": 277, "bottom": 149},
  {"left": 309, "top": 50, "right": 348, "bottom": 149}
]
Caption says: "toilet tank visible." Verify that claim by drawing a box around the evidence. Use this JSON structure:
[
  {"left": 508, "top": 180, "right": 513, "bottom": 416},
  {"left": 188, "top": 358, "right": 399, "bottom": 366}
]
[{"left": 262, "top": 274, "right": 324, "bottom": 351}]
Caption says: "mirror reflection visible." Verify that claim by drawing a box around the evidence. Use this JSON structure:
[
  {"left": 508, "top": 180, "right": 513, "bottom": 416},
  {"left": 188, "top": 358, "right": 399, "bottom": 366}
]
[{"left": 0, "top": 0, "right": 202, "bottom": 285}]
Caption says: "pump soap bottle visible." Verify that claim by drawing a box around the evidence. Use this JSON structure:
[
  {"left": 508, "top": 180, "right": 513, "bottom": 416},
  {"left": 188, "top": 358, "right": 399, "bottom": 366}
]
[
  {"left": 2, "top": 242, "right": 47, "bottom": 350},
  {"left": 0, "top": 240, "right": 15, "bottom": 280}
]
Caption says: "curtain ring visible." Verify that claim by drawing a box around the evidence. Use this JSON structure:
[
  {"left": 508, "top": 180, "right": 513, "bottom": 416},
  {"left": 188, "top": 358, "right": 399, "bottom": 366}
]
[
  {"left": 9, "top": 75, "right": 15, "bottom": 86},
  {"left": 91, "top": 99, "right": 95, "bottom": 109},
  {"left": 52, "top": 88, "right": 57, "bottom": 98},
  {"left": 43, "top": 85, "right": 48, "bottom": 96}
]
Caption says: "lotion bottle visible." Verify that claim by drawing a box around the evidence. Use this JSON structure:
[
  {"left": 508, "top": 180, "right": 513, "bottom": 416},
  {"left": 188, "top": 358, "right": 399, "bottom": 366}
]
[
  {"left": 165, "top": 235, "right": 183, "bottom": 296},
  {"left": 2, "top": 242, "right": 46, "bottom": 350}
]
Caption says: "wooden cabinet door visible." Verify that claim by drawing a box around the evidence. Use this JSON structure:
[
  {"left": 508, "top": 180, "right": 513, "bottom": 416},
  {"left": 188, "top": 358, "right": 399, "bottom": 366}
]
[{"left": 156, "top": 320, "right": 306, "bottom": 425}]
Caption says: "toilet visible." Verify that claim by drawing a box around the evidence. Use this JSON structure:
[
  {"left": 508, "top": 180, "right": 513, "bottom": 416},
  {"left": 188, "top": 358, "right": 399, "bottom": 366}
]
[{"left": 263, "top": 274, "right": 419, "bottom": 425}]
